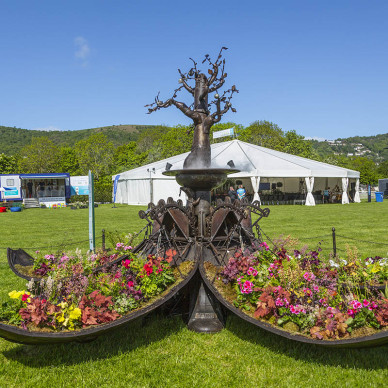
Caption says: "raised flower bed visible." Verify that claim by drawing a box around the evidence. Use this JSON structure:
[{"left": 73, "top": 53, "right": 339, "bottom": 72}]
[
  {"left": 202, "top": 242, "right": 388, "bottom": 345},
  {"left": 0, "top": 245, "right": 196, "bottom": 344}
]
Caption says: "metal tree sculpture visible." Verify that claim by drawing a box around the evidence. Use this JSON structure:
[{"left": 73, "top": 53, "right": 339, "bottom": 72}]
[{"left": 146, "top": 47, "right": 238, "bottom": 169}]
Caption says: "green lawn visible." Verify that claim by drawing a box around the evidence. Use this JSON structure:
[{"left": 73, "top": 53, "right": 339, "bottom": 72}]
[
  {"left": 0, "top": 203, "right": 387, "bottom": 387},
  {"left": 259, "top": 201, "right": 388, "bottom": 258}
]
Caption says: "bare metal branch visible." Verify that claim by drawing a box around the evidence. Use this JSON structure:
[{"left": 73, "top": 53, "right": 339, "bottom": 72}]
[
  {"left": 209, "top": 78, "right": 225, "bottom": 93},
  {"left": 178, "top": 69, "right": 194, "bottom": 95}
]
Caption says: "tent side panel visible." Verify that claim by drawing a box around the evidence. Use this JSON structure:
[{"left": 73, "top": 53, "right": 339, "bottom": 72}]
[
  {"left": 153, "top": 179, "right": 184, "bottom": 203},
  {"left": 115, "top": 180, "right": 126, "bottom": 204},
  {"left": 125, "top": 179, "right": 151, "bottom": 205}
]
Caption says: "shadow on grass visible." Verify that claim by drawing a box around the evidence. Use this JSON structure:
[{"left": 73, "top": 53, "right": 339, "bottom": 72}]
[
  {"left": 226, "top": 313, "right": 388, "bottom": 371},
  {"left": 3, "top": 310, "right": 388, "bottom": 371},
  {"left": 2, "top": 312, "right": 185, "bottom": 368}
]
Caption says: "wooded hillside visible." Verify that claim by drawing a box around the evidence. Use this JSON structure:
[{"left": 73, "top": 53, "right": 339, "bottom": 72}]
[{"left": 0, "top": 124, "right": 153, "bottom": 155}]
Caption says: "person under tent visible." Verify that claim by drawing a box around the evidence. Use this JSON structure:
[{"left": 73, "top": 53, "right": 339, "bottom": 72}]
[
  {"left": 228, "top": 186, "right": 237, "bottom": 201},
  {"left": 237, "top": 184, "right": 246, "bottom": 200}
]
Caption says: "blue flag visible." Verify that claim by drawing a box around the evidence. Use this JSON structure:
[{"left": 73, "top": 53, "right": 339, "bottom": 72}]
[{"left": 113, "top": 175, "right": 120, "bottom": 203}]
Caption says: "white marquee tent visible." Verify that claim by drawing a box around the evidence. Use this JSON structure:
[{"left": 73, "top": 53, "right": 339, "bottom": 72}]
[{"left": 112, "top": 140, "right": 360, "bottom": 206}]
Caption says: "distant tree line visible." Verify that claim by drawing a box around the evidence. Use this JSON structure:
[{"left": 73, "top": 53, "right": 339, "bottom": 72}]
[{"left": 0, "top": 121, "right": 387, "bottom": 201}]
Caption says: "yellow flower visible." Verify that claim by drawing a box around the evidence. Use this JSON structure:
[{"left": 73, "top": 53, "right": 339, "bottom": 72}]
[
  {"left": 57, "top": 302, "right": 68, "bottom": 309},
  {"left": 8, "top": 290, "right": 30, "bottom": 299},
  {"left": 8, "top": 290, "right": 22, "bottom": 299},
  {"left": 69, "top": 307, "right": 82, "bottom": 320}
]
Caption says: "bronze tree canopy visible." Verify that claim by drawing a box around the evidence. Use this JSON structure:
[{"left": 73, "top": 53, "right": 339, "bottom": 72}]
[{"left": 145, "top": 47, "right": 238, "bottom": 169}]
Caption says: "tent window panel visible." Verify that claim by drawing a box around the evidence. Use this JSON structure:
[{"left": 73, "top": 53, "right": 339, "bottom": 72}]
[{"left": 284, "top": 178, "right": 299, "bottom": 193}]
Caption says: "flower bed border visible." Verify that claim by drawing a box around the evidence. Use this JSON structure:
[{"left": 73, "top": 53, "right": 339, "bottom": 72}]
[
  {"left": 199, "top": 263, "right": 388, "bottom": 348},
  {"left": 0, "top": 261, "right": 198, "bottom": 345}
]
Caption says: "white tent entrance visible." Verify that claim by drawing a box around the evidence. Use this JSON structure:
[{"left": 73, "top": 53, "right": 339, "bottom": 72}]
[{"left": 113, "top": 140, "right": 360, "bottom": 206}]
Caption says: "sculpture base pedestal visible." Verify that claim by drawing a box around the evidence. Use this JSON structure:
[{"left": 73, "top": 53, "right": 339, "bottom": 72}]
[{"left": 187, "top": 282, "right": 224, "bottom": 333}]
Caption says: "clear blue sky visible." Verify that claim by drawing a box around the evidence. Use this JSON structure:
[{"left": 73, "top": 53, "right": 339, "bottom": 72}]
[{"left": 1, "top": 0, "right": 388, "bottom": 140}]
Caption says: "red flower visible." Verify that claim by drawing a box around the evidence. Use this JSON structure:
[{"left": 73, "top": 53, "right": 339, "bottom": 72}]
[
  {"left": 122, "top": 259, "right": 131, "bottom": 269},
  {"left": 144, "top": 263, "right": 153, "bottom": 276},
  {"left": 21, "top": 294, "right": 29, "bottom": 302},
  {"left": 127, "top": 281, "right": 134, "bottom": 288}
]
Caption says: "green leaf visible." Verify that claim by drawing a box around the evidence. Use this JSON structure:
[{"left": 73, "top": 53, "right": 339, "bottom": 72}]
[{"left": 345, "top": 317, "right": 354, "bottom": 326}]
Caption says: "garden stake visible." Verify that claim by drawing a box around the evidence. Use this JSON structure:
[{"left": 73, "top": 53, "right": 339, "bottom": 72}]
[{"left": 332, "top": 227, "right": 337, "bottom": 257}]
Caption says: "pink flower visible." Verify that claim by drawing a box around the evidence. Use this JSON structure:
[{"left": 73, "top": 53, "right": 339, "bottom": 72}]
[
  {"left": 127, "top": 281, "right": 134, "bottom": 288},
  {"left": 122, "top": 259, "right": 131, "bottom": 269},
  {"left": 302, "top": 287, "right": 311, "bottom": 296},
  {"left": 303, "top": 272, "right": 315, "bottom": 282},
  {"left": 247, "top": 267, "right": 258, "bottom": 276},
  {"left": 260, "top": 242, "right": 269, "bottom": 251},
  {"left": 156, "top": 268, "right": 163, "bottom": 274},
  {"left": 350, "top": 300, "right": 363, "bottom": 310},
  {"left": 124, "top": 246, "right": 132, "bottom": 251},
  {"left": 354, "top": 301, "right": 362, "bottom": 309},
  {"left": 275, "top": 297, "right": 284, "bottom": 307},
  {"left": 371, "top": 302, "right": 378, "bottom": 309},
  {"left": 240, "top": 281, "right": 253, "bottom": 294},
  {"left": 362, "top": 299, "right": 370, "bottom": 308},
  {"left": 60, "top": 255, "right": 69, "bottom": 263},
  {"left": 289, "top": 304, "right": 306, "bottom": 315},
  {"left": 313, "top": 285, "right": 319, "bottom": 292},
  {"left": 347, "top": 309, "right": 355, "bottom": 317},
  {"left": 114, "top": 271, "right": 122, "bottom": 279}
]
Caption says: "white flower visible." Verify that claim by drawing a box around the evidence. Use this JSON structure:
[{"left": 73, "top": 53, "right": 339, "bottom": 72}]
[
  {"left": 341, "top": 259, "right": 347, "bottom": 266},
  {"left": 329, "top": 259, "right": 339, "bottom": 268},
  {"left": 75, "top": 248, "right": 82, "bottom": 259},
  {"left": 379, "top": 258, "right": 388, "bottom": 267},
  {"left": 26, "top": 278, "right": 35, "bottom": 292}
]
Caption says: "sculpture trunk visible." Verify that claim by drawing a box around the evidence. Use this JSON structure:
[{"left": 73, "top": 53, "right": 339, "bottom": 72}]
[
  {"left": 183, "top": 121, "right": 211, "bottom": 169},
  {"left": 183, "top": 73, "right": 211, "bottom": 169}
]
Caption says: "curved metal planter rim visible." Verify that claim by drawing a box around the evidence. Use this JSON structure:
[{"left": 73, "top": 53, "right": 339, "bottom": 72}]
[
  {"left": 199, "top": 263, "right": 388, "bottom": 348},
  {"left": 0, "top": 261, "right": 198, "bottom": 345}
]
